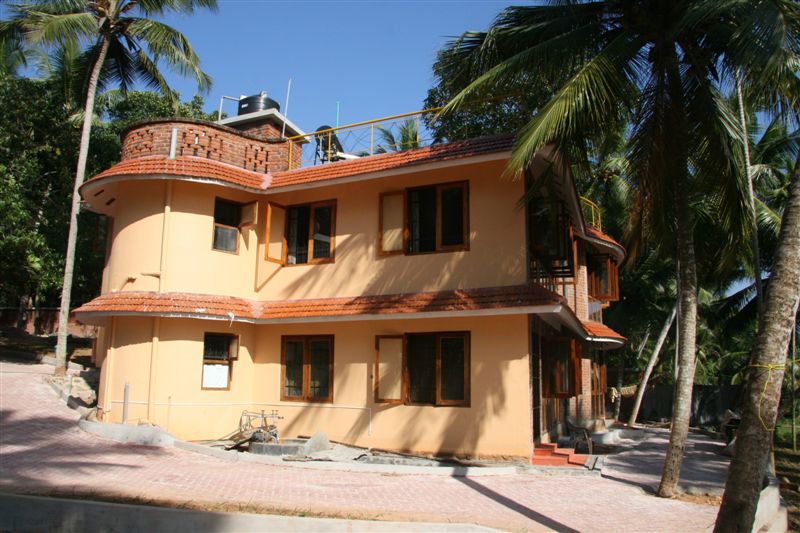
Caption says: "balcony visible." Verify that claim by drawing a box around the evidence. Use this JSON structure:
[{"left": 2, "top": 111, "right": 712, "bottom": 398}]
[{"left": 580, "top": 197, "right": 603, "bottom": 231}]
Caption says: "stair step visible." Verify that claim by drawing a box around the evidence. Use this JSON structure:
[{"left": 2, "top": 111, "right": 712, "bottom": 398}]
[
  {"left": 568, "top": 454, "right": 590, "bottom": 466},
  {"left": 552, "top": 448, "right": 576, "bottom": 458},
  {"left": 531, "top": 455, "right": 570, "bottom": 467},
  {"left": 533, "top": 448, "right": 554, "bottom": 457}
]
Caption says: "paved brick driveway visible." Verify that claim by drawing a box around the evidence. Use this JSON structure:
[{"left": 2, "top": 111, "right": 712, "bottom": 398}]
[{"left": 0, "top": 362, "right": 719, "bottom": 532}]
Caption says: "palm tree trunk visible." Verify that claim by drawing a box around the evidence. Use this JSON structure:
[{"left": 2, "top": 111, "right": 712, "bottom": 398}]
[
  {"left": 736, "top": 71, "right": 764, "bottom": 314},
  {"left": 714, "top": 152, "right": 800, "bottom": 532},
  {"left": 54, "top": 37, "right": 109, "bottom": 377},
  {"left": 628, "top": 304, "right": 676, "bottom": 426},
  {"left": 658, "top": 52, "right": 700, "bottom": 498},
  {"left": 658, "top": 183, "right": 699, "bottom": 497}
]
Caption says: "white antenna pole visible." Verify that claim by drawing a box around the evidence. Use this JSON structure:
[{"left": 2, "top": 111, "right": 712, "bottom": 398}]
[{"left": 281, "top": 78, "right": 292, "bottom": 138}]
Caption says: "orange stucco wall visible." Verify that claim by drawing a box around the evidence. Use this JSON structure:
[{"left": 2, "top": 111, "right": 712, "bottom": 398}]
[
  {"left": 255, "top": 159, "right": 526, "bottom": 299},
  {"left": 100, "top": 158, "right": 526, "bottom": 300},
  {"left": 98, "top": 314, "right": 532, "bottom": 458}
]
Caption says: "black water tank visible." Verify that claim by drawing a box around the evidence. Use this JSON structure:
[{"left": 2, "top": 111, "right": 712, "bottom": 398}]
[{"left": 237, "top": 92, "right": 280, "bottom": 115}]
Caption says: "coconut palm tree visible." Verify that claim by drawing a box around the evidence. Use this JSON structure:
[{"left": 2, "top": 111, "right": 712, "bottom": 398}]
[
  {"left": 375, "top": 118, "right": 420, "bottom": 153},
  {"left": 435, "top": 1, "right": 779, "bottom": 498},
  {"left": 6, "top": 0, "right": 216, "bottom": 376}
]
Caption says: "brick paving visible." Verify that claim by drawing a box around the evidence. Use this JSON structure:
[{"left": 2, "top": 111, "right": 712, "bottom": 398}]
[{"left": 0, "top": 362, "right": 719, "bottom": 532}]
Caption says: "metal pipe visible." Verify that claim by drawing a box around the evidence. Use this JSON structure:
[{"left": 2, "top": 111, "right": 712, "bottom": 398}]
[
  {"left": 168, "top": 128, "right": 178, "bottom": 159},
  {"left": 158, "top": 181, "right": 173, "bottom": 292},
  {"left": 122, "top": 382, "right": 129, "bottom": 424},
  {"left": 147, "top": 318, "right": 160, "bottom": 422},
  {"left": 285, "top": 107, "right": 444, "bottom": 142},
  {"left": 281, "top": 78, "right": 292, "bottom": 138},
  {"left": 216, "top": 95, "right": 241, "bottom": 122}
]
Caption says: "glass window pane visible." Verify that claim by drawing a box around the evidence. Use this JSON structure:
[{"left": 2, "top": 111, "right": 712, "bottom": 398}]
[
  {"left": 407, "top": 188, "right": 436, "bottom": 253},
  {"left": 440, "top": 186, "right": 464, "bottom": 246},
  {"left": 204, "top": 334, "right": 231, "bottom": 360},
  {"left": 284, "top": 340, "right": 304, "bottom": 398},
  {"left": 202, "top": 363, "right": 229, "bottom": 389},
  {"left": 440, "top": 337, "right": 465, "bottom": 401},
  {"left": 214, "top": 198, "right": 241, "bottom": 227},
  {"left": 213, "top": 225, "right": 238, "bottom": 252},
  {"left": 287, "top": 205, "right": 310, "bottom": 264},
  {"left": 312, "top": 206, "right": 333, "bottom": 259},
  {"left": 407, "top": 334, "right": 436, "bottom": 404},
  {"left": 309, "top": 340, "right": 331, "bottom": 399}
]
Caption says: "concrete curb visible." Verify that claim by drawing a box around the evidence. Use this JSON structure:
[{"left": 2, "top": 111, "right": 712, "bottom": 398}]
[
  {"left": 174, "top": 440, "right": 520, "bottom": 476},
  {"left": 79, "top": 420, "right": 176, "bottom": 447},
  {"left": 0, "top": 492, "right": 496, "bottom": 532}
]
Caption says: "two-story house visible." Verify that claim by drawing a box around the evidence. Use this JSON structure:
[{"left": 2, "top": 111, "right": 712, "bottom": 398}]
[{"left": 74, "top": 101, "right": 625, "bottom": 459}]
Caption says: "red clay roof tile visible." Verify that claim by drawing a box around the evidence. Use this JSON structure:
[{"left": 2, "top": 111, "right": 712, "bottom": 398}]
[
  {"left": 82, "top": 135, "right": 515, "bottom": 195},
  {"left": 582, "top": 320, "right": 626, "bottom": 341},
  {"left": 584, "top": 226, "right": 625, "bottom": 253},
  {"left": 74, "top": 284, "right": 563, "bottom": 322},
  {"left": 89, "top": 156, "right": 269, "bottom": 191},
  {"left": 269, "top": 134, "right": 515, "bottom": 189}
]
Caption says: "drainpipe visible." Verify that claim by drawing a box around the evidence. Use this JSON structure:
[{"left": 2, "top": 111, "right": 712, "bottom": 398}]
[
  {"left": 158, "top": 182, "right": 173, "bottom": 291},
  {"left": 147, "top": 317, "right": 160, "bottom": 422},
  {"left": 101, "top": 316, "right": 117, "bottom": 420}
]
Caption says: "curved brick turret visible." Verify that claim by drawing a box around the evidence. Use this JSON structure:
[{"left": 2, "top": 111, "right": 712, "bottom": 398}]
[{"left": 120, "top": 118, "right": 300, "bottom": 173}]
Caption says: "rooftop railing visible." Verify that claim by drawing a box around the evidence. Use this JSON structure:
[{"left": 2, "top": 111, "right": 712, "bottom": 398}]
[
  {"left": 286, "top": 108, "right": 442, "bottom": 170},
  {"left": 580, "top": 197, "right": 603, "bottom": 232}
]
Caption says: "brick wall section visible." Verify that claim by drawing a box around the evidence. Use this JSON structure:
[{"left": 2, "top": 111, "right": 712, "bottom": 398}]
[
  {"left": 120, "top": 119, "right": 293, "bottom": 173},
  {"left": 574, "top": 244, "right": 589, "bottom": 320},
  {"left": 578, "top": 358, "right": 593, "bottom": 422}
]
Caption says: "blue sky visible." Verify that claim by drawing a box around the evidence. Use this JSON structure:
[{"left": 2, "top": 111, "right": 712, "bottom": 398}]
[{"left": 159, "top": 1, "right": 519, "bottom": 134}]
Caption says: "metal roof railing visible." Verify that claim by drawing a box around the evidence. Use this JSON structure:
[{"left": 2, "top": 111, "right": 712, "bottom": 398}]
[
  {"left": 580, "top": 197, "right": 603, "bottom": 232},
  {"left": 286, "top": 108, "right": 443, "bottom": 170}
]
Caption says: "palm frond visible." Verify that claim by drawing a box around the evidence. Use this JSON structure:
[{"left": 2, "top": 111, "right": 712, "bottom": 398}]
[{"left": 127, "top": 18, "right": 211, "bottom": 93}]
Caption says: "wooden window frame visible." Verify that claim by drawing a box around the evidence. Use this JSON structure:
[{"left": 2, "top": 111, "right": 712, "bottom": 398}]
[
  {"left": 379, "top": 180, "right": 469, "bottom": 257},
  {"left": 280, "top": 335, "right": 334, "bottom": 403},
  {"left": 201, "top": 332, "right": 239, "bottom": 391},
  {"left": 541, "top": 336, "right": 582, "bottom": 399},
  {"left": 588, "top": 255, "right": 619, "bottom": 302},
  {"left": 212, "top": 197, "right": 258, "bottom": 255},
  {"left": 374, "top": 331, "right": 470, "bottom": 407},
  {"left": 282, "top": 200, "right": 337, "bottom": 266},
  {"left": 378, "top": 192, "right": 405, "bottom": 256}
]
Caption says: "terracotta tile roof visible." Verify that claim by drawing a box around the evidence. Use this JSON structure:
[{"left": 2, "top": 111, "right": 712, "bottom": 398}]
[
  {"left": 269, "top": 134, "right": 515, "bottom": 189},
  {"left": 83, "top": 135, "right": 515, "bottom": 196},
  {"left": 89, "top": 156, "right": 269, "bottom": 191},
  {"left": 582, "top": 320, "right": 626, "bottom": 341},
  {"left": 74, "top": 284, "right": 563, "bottom": 322},
  {"left": 74, "top": 291, "right": 259, "bottom": 318},
  {"left": 584, "top": 226, "right": 625, "bottom": 253},
  {"left": 257, "top": 283, "right": 562, "bottom": 319}
]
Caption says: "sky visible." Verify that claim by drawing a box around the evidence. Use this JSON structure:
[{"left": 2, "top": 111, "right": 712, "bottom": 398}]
[{"left": 157, "top": 1, "right": 518, "bottom": 134}]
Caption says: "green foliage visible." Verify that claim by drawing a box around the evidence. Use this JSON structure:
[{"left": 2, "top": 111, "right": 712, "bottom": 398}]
[
  {"left": 0, "top": 73, "right": 215, "bottom": 307},
  {"left": 375, "top": 119, "right": 420, "bottom": 153},
  {"left": 0, "top": 74, "right": 77, "bottom": 305}
]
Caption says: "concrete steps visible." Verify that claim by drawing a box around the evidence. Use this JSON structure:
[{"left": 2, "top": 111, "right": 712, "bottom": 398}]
[{"left": 531, "top": 443, "right": 589, "bottom": 468}]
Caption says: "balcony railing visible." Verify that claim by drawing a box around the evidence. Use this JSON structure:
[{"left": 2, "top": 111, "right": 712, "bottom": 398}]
[
  {"left": 286, "top": 108, "right": 442, "bottom": 170},
  {"left": 580, "top": 197, "right": 602, "bottom": 232}
]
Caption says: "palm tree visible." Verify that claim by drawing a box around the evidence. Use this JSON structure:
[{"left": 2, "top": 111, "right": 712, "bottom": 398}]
[
  {"left": 715, "top": 3, "right": 800, "bottom": 518},
  {"left": 7, "top": 0, "right": 216, "bottom": 376},
  {"left": 375, "top": 118, "right": 420, "bottom": 153},
  {"left": 436, "top": 1, "right": 759, "bottom": 498}
]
